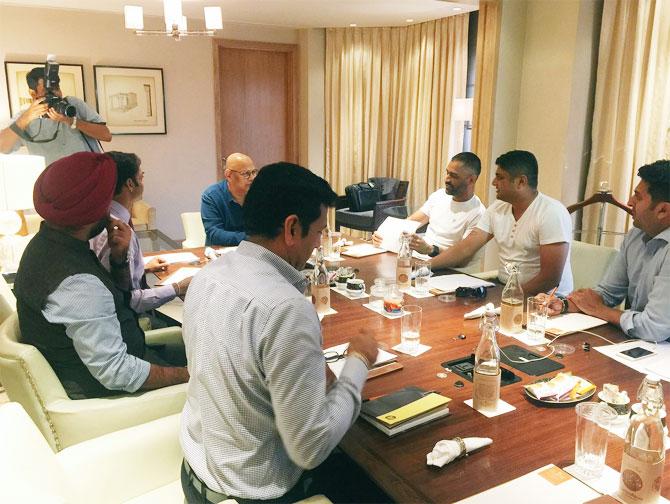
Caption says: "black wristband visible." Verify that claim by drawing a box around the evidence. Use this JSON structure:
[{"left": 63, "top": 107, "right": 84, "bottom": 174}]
[
  {"left": 559, "top": 297, "right": 569, "bottom": 314},
  {"left": 428, "top": 245, "right": 440, "bottom": 257}
]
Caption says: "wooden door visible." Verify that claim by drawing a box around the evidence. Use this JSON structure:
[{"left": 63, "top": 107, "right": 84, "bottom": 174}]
[{"left": 213, "top": 39, "right": 298, "bottom": 176}]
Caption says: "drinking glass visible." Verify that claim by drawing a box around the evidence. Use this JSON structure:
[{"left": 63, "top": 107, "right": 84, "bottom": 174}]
[
  {"left": 329, "top": 231, "right": 342, "bottom": 259},
  {"left": 401, "top": 305, "right": 422, "bottom": 354},
  {"left": 413, "top": 260, "right": 431, "bottom": 295},
  {"left": 574, "top": 402, "right": 617, "bottom": 479},
  {"left": 526, "top": 296, "right": 548, "bottom": 344}
]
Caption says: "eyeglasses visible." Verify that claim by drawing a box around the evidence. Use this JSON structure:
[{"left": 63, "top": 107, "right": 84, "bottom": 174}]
[
  {"left": 324, "top": 350, "right": 347, "bottom": 363},
  {"left": 455, "top": 286, "right": 488, "bottom": 299},
  {"left": 230, "top": 169, "right": 258, "bottom": 180}
]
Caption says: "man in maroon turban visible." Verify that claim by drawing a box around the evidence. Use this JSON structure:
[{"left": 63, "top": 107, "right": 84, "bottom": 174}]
[{"left": 14, "top": 152, "right": 188, "bottom": 399}]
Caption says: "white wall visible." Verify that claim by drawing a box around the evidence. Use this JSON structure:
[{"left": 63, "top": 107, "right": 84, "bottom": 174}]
[{"left": 0, "top": 5, "right": 298, "bottom": 239}]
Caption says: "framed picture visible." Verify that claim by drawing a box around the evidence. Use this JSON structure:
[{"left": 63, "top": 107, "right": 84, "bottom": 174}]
[
  {"left": 94, "top": 65, "right": 166, "bottom": 135},
  {"left": 4, "top": 61, "right": 85, "bottom": 117}
]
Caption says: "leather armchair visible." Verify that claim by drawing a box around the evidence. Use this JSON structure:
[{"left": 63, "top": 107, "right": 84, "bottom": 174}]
[
  {"left": 0, "top": 313, "right": 186, "bottom": 452},
  {"left": 335, "top": 179, "right": 410, "bottom": 233},
  {"left": 132, "top": 200, "right": 156, "bottom": 231},
  {"left": 181, "top": 211, "right": 206, "bottom": 248},
  {"left": 570, "top": 240, "right": 618, "bottom": 290}
]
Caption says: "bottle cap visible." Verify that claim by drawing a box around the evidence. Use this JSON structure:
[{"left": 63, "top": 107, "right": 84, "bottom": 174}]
[{"left": 645, "top": 373, "right": 661, "bottom": 384}]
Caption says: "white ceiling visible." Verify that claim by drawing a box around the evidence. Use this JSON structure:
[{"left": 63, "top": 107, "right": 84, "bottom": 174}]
[{"left": 0, "top": 0, "right": 478, "bottom": 29}]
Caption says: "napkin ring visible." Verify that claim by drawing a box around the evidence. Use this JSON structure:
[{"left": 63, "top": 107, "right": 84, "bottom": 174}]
[{"left": 454, "top": 437, "right": 467, "bottom": 459}]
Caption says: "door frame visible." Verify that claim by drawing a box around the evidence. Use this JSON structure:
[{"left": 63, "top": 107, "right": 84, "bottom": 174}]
[{"left": 212, "top": 38, "right": 299, "bottom": 177}]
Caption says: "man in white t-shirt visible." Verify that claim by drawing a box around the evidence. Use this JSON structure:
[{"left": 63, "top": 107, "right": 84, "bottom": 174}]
[
  {"left": 431, "top": 150, "right": 573, "bottom": 296},
  {"left": 373, "top": 152, "right": 486, "bottom": 269}
]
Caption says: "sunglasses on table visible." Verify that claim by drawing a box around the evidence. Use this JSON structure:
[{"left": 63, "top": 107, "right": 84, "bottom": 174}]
[{"left": 455, "top": 286, "right": 488, "bottom": 299}]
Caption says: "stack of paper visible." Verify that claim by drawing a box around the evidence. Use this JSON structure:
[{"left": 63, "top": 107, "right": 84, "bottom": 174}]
[
  {"left": 325, "top": 343, "right": 397, "bottom": 378},
  {"left": 143, "top": 252, "right": 199, "bottom": 265},
  {"left": 360, "top": 386, "right": 451, "bottom": 437},
  {"left": 544, "top": 313, "right": 607, "bottom": 336},
  {"left": 427, "top": 274, "right": 495, "bottom": 294}
]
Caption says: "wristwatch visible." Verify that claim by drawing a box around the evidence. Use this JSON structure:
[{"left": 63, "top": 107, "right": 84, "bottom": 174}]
[
  {"left": 428, "top": 245, "right": 440, "bottom": 257},
  {"left": 70, "top": 116, "right": 78, "bottom": 129}
]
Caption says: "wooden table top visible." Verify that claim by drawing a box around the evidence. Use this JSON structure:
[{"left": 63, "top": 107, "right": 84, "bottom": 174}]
[{"left": 149, "top": 245, "right": 670, "bottom": 503}]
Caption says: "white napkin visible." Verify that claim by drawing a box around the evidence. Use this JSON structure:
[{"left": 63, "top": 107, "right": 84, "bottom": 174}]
[
  {"left": 464, "top": 305, "right": 501, "bottom": 320},
  {"left": 426, "top": 437, "right": 492, "bottom": 467}
]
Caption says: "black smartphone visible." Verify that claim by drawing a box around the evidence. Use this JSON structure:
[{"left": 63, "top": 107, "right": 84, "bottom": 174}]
[{"left": 618, "top": 346, "right": 656, "bottom": 360}]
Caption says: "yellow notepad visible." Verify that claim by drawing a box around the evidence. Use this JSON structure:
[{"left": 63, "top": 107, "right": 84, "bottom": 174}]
[{"left": 376, "top": 393, "right": 450, "bottom": 427}]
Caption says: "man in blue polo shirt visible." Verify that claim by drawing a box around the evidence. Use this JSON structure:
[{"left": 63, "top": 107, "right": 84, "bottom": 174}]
[{"left": 200, "top": 152, "right": 257, "bottom": 246}]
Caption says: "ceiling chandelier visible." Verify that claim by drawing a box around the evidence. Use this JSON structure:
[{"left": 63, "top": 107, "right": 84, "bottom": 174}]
[{"left": 124, "top": 0, "right": 223, "bottom": 40}]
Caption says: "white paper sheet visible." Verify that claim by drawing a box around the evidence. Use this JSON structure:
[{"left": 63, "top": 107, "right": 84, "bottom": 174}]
[
  {"left": 427, "top": 274, "right": 495, "bottom": 293},
  {"left": 544, "top": 312, "right": 607, "bottom": 336},
  {"left": 156, "top": 267, "right": 201, "bottom": 285},
  {"left": 325, "top": 343, "right": 397, "bottom": 378},
  {"left": 143, "top": 252, "right": 199, "bottom": 265},
  {"left": 594, "top": 340, "right": 670, "bottom": 382},
  {"left": 341, "top": 243, "right": 386, "bottom": 258},
  {"left": 376, "top": 217, "right": 421, "bottom": 253}
]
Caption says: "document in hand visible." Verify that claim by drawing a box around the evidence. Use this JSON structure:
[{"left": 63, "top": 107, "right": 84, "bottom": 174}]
[
  {"left": 360, "top": 386, "right": 451, "bottom": 437},
  {"left": 376, "top": 217, "right": 421, "bottom": 253}
]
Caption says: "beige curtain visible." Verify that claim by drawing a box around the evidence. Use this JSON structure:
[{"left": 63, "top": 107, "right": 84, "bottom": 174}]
[
  {"left": 325, "top": 16, "right": 469, "bottom": 212},
  {"left": 584, "top": 0, "right": 670, "bottom": 245},
  {"left": 471, "top": 0, "right": 501, "bottom": 206}
]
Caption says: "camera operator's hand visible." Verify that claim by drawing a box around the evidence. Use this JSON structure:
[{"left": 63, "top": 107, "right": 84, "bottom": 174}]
[
  {"left": 14, "top": 99, "right": 49, "bottom": 130},
  {"left": 45, "top": 107, "right": 73, "bottom": 126}
]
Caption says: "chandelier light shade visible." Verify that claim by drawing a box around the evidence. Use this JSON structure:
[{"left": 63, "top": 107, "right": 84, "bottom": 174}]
[{"left": 124, "top": 1, "right": 222, "bottom": 40}]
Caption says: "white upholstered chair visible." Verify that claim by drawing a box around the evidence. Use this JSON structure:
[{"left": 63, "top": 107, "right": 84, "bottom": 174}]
[
  {"left": 570, "top": 240, "right": 618, "bottom": 291},
  {"left": 0, "top": 402, "right": 184, "bottom": 503},
  {"left": 0, "top": 313, "right": 187, "bottom": 452},
  {"left": 132, "top": 199, "right": 156, "bottom": 231},
  {"left": 181, "top": 211, "right": 206, "bottom": 248}
]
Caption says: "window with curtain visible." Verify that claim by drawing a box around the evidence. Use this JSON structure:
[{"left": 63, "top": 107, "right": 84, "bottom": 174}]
[{"left": 325, "top": 16, "right": 469, "bottom": 211}]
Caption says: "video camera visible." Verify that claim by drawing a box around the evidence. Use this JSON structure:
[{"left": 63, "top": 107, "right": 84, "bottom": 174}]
[{"left": 43, "top": 55, "right": 76, "bottom": 117}]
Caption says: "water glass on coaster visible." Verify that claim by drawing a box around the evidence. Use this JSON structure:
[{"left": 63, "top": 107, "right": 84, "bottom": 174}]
[
  {"left": 413, "top": 259, "right": 431, "bottom": 295},
  {"left": 574, "top": 402, "right": 617, "bottom": 479},
  {"left": 369, "top": 278, "right": 388, "bottom": 309},
  {"left": 328, "top": 231, "right": 342, "bottom": 259},
  {"left": 526, "top": 296, "right": 548, "bottom": 344},
  {"left": 401, "top": 305, "right": 422, "bottom": 354}
]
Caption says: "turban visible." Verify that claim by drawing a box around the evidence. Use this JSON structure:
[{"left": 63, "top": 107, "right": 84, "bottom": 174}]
[{"left": 33, "top": 152, "right": 117, "bottom": 227}]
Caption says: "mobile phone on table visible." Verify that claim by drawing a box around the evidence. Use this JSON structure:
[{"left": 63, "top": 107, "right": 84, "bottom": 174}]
[{"left": 618, "top": 346, "right": 656, "bottom": 360}]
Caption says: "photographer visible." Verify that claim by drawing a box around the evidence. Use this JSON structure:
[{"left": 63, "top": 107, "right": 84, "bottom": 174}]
[{"left": 0, "top": 66, "right": 111, "bottom": 166}]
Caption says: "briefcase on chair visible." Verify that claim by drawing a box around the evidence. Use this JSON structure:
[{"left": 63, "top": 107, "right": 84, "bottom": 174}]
[{"left": 345, "top": 182, "right": 381, "bottom": 212}]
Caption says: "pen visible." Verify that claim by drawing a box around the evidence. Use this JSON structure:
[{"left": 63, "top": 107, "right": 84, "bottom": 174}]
[{"left": 544, "top": 286, "right": 558, "bottom": 305}]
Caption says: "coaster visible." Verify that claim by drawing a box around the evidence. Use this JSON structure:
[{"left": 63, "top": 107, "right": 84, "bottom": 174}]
[
  {"left": 510, "top": 330, "right": 551, "bottom": 346},
  {"left": 362, "top": 302, "right": 405, "bottom": 319},
  {"left": 392, "top": 342, "right": 431, "bottom": 356},
  {"left": 405, "top": 288, "right": 434, "bottom": 299},
  {"left": 317, "top": 307, "right": 338, "bottom": 321},
  {"left": 330, "top": 287, "right": 370, "bottom": 300},
  {"left": 464, "top": 398, "right": 516, "bottom": 418},
  {"left": 563, "top": 464, "right": 623, "bottom": 498},
  {"left": 497, "top": 327, "right": 525, "bottom": 338}
]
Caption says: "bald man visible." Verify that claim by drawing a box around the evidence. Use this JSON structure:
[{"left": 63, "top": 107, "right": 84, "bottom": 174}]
[{"left": 201, "top": 153, "right": 257, "bottom": 246}]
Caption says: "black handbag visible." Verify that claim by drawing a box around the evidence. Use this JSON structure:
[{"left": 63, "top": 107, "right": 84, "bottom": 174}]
[{"left": 345, "top": 182, "right": 381, "bottom": 212}]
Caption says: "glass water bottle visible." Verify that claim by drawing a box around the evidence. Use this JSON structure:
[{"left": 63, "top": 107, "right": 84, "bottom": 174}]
[
  {"left": 312, "top": 246, "right": 331, "bottom": 315},
  {"left": 500, "top": 263, "right": 524, "bottom": 334},
  {"left": 473, "top": 303, "right": 501, "bottom": 412},
  {"left": 396, "top": 233, "right": 412, "bottom": 289}
]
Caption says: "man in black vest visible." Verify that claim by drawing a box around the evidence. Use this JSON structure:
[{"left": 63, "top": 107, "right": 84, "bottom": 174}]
[{"left": 14, "top": 151, "right": 188, "bottom": 399}]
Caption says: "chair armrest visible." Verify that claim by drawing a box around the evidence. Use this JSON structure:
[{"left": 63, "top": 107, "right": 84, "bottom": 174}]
[
  {"left": 132, "top": 200, "right": 156, "bottom": 230},
  {"left": 57, "top": 413, "right": 183, "bottom": 504},
  {"left": 335, "top": 195, "right": 349, "bottom": 210},
  {"left": 145, "top": 327, "right": 183, "bottom": 347},
  {"left": 46, "top": 383, "right": 187, "bottom": 449}
]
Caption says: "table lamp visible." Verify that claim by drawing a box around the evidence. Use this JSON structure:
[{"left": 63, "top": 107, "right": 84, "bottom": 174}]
[{"left": 0, "top": 154, "right": 46, "bottom": 272}]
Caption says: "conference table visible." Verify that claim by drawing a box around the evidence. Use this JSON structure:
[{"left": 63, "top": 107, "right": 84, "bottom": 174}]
[{"left": 149, "top": 244, "right": 670, "bottom": 503}]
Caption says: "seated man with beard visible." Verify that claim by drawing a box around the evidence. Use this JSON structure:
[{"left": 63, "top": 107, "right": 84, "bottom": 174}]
[{"left": 14, "top": 152, "right": 188, "bottom": 399}]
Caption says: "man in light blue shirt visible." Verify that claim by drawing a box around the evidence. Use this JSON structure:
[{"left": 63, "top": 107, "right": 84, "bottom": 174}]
[
  {"left": 0, "top": 67, "right": 111, "bottom": 166},
  {"left": 545, "top": 160, "right": 670, "bottom": 342}
]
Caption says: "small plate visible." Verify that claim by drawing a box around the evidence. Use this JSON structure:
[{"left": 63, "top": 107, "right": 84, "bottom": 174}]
[{"left": 524, "top": 376, "right": 596, "bottom": 408}]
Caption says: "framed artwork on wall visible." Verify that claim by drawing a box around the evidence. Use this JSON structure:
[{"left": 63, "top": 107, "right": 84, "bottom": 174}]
[
  {"left": 4, "top": 61, "right": 85, "bottom": 117},
  {"left": 93, "top": 65, "right": 166, "bottom": 135}
]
